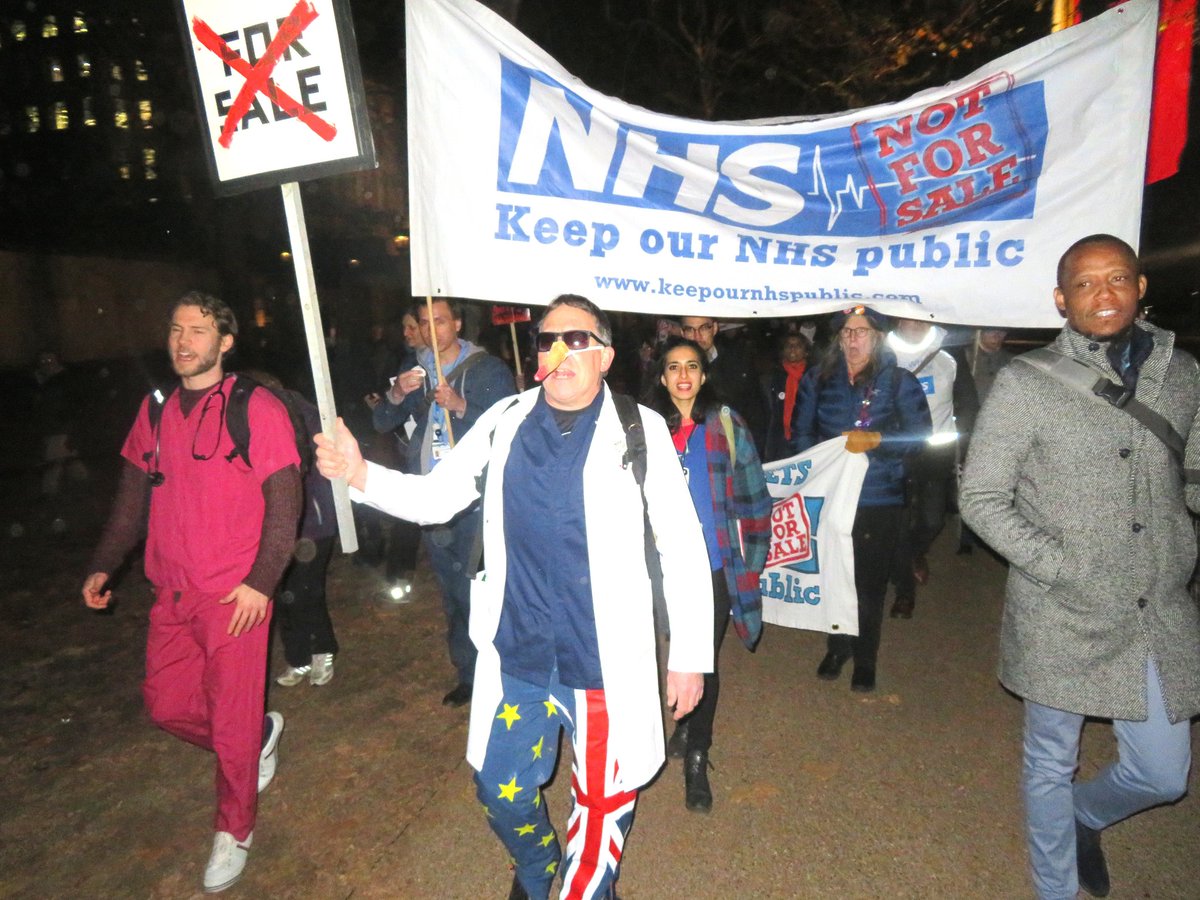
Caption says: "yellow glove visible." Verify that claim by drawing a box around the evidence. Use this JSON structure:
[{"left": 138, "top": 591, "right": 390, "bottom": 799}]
[{"left": 843, "top": 430, "right": 882, "bottom": 453}]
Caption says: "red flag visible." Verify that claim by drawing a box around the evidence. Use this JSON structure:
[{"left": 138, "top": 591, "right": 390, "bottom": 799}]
[
  {"left": 1146, "top": 0, "right": 1196, "bottom": 183},
  {"left": 491, "top": 305, "right": 532, "bottom": 326}
]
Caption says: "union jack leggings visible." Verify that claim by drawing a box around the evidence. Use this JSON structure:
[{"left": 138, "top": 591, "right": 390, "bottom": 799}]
[{"left": 475, "top": 669, "right": 636, "bottom": 900}]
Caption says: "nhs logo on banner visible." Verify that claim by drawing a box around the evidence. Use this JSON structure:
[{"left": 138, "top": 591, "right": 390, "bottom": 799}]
[{"left": 496, "top": 58, "right": 1048, "bottom": 238}]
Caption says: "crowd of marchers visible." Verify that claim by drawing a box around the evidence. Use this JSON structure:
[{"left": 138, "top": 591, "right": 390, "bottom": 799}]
[{"left": 71, "top": 233, "right": 1199, "bottom": 900}]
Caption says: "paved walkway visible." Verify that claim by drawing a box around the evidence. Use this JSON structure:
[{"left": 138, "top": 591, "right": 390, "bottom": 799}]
[{"left": 3, "top": 514, "right": 1198, "bottom": 898}]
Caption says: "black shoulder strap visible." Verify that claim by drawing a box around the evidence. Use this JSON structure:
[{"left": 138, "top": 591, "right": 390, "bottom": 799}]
[
  {"left": 446, "top": 350, "right": 489, "bottom": 391},
  {"left": 143, "top": 385, "right": 176, "bottom": 468},
  {"left": 611, "top": 392, "right": 647, "bottom": 490},
  {"left": 1017, "top": 348, "right": 1197, "bottom": 481},
  {"left": 223, "top": 374, "right": 255, "bottom": 466}
]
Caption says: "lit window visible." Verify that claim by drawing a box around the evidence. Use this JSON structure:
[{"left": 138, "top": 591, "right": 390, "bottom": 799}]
[
  {"left": 144, "top": 147, "right": 158, "bottom": 180},
  {"left": 138, "top": 99, "right": 153, "bottom": 127},
  {"left": 111, "top": 64, "right": 123, "bottom": 82},
  {"left": 42, "top": 16, "right": 59, "bottom": 39},
  {"left": 82, "top": 96, "right": 96, "bottom": 127},
  {"left": 12, "top": 21, "right": 27, "bottom": 41},
  {"left": 114, "top": 100, "right": 128, "bottom": 129},
  {"left": 53, "top": 102, "right": 69, "bottom": 130},
  {"left": 118, "top": 164, "right": 131, "bottom": 180},
  {"left": 49, "top": 58, "right": 63, "bottom": 83},
  {"left": 25, "top": 106, "right": 40, "bottom": 132},
  {"left": 73, "top": 14, "right": 88, "bottom": 34},
  {"left": 135, "top": 60, "right": 149, "bottom": 82},
  {"left": 78, "top": 54, "right": 91, "bottom": 78}
]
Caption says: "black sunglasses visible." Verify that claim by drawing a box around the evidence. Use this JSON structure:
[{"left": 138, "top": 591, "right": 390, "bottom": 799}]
[{"left": 535, "top": 330, "right": 608, "bottom": 352}]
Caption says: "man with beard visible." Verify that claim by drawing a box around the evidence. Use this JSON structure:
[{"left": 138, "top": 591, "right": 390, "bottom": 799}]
[
  {"left": 961, "top": 235, "right": 1200, "bottom": 899},
  {"left": 82, "top": 292, "right": 301, "bottom": 892}
]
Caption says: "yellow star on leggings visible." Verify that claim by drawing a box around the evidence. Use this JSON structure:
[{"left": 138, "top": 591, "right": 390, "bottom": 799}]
[
  {"left": 539, "top": 832, "right": 556, "bottom": 848},
  {"left": 514, "top": 823, "right": 536, "bottom": 836},
  {"left": 543, "top": 700, "right": 558, "bottom": 717},
  {"left": 498, "top": 777, "right": 523, "bottom": 802},
  {"left": 531, "top": 735, "right": 545, "bottom": 760},
  {"left": 497, "top": 703, "right": 522, "bottom": 730},
  {"left": 545, "top": 861, "right": 558, "bottom": 875},
  {"left": 533, "top": 789, "right": 542, "bottom": 808}
]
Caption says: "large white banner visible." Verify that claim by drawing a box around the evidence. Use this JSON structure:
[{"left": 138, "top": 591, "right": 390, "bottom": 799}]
[
  {"left": 761, "top": 438, "right": 866, "bottom": 635},
  {"left": 406, "top": 0, "right": 1156, "bottom": 327}
]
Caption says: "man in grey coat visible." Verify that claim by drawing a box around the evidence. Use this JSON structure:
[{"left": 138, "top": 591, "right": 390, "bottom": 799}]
[{"left": 960, "top": 234, "right": 1200, "bottom": 900}]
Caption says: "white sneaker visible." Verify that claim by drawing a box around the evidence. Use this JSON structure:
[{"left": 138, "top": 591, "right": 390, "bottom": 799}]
[
  {"left": 203, "top": 831, "right": 252, "bottom": 893},
  {"left": 258, "top": 711, "right": 283, "bottom": 793},
  {"left": 309, "top": 653, "right": 335, "bottom": 686},
  {"left": 275, "top": 664, "right": 311, "bottom": 687}
]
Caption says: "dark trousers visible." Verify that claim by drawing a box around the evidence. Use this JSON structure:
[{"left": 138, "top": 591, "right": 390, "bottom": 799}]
[
  {"left": 385, "top": 518, "right": 422, "bottom": 581},
  {"left": 684, "top": 568, "right": 732, "bottom": 754},
  {"left": 829, "top": 505, "right": 902, "bottom": 671},
  {"left": 424, "top": 504, "right": 481, "bottom": 685},
  {"left": 276, "top": 535, "right": 338, "bottom": 668},
  {"left": 891, "top": 448, "right": 954, "bottom": 601}
]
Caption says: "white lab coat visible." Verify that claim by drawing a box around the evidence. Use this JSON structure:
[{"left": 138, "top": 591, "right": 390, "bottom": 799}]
[{"left": 353, "top": 385, "right": 714, "bottom": 789}]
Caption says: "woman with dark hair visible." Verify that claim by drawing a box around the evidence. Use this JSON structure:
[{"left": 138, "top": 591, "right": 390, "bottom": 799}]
[
  {"left": 764, "top": 330, "right": 811, "bottom": 461},
  {"left": 646, "top": 336, "right": 772, "bottom": 813},
  {"left": 788, "top": 307, "right": 931, "bottom": 692}
]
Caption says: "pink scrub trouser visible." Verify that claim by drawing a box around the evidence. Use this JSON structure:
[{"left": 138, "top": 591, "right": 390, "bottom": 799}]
[{"left": 143, "top": 588, "right": 270, "bottom": 841}]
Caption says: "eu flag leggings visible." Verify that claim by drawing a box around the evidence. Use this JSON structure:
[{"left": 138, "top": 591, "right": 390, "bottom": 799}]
[{"left": 475, "top": 669, "right": 637, "bottom": 900}]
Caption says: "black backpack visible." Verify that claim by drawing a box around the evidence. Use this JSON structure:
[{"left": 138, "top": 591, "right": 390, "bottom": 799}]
[{"left": 145, "top": 374, "right": 314, "bottom": 477}]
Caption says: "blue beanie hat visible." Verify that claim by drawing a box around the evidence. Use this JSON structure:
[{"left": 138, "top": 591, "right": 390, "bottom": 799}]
[{"left": 828, "top": 305, "right": 890, "bottom": 334}]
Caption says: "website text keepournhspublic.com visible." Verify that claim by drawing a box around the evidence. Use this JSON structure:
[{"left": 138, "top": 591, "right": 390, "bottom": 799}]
[{"left": 591, "top": 275, "right": 922, "bottom": 306}]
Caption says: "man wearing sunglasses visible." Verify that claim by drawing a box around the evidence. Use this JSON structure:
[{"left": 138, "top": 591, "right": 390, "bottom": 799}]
[
  {"left": 81, "top": 292, "right": 302, "bottom": 892},
  {"left": 316, "top": 294, "right": 712, "bottom": 900}
]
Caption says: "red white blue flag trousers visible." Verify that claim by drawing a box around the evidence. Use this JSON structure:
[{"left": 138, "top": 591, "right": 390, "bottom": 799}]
[{"left": 475, "top": 669, "right": 637, "bottom": 900}]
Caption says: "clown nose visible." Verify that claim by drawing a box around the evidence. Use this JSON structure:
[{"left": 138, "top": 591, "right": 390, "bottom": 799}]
[{"left": 534, "top": 340, "right": 569, "bottom": 382}]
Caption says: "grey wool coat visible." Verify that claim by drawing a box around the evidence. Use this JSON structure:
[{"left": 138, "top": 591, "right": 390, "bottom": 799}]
[{"left": 960, "top": 322, "right": 1200, "bottom": 723}]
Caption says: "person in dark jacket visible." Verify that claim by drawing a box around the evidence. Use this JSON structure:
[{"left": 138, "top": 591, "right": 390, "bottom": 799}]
[
  {"left": 789, "top": 306, "right": 931, "bottom": 691},
  {"left": 680, "top": 316, "right": 769, "bottom": 454},
  {"left": 763, "top": 331, "right": 811, "bottom": 462}
]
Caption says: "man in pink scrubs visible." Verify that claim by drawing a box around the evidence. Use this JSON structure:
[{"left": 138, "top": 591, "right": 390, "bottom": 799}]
[{"left": 82, "top": 292, "right": 301, "bottom": 893}]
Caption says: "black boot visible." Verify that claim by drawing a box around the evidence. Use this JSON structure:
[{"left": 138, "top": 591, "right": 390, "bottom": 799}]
[
  {"left": 1075, "top": 818, "right": 1110, "bottom": 897},
  {"left": 817, "top": 651, "right": 849, "bottom": 680},
  {"left": 684, "top": 749, "right": 712, "bottom": 812},
  {"left": 850, "top": 665, "right": 876, "bottom": 693},
  {"left": 666, "top": 720, "right": 689, "bottom": 759}
]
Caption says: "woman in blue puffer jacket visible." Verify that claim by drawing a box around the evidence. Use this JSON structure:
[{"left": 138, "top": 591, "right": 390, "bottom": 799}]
[{"left": 788, "top": 306, "right": 931, "bottom": 691}]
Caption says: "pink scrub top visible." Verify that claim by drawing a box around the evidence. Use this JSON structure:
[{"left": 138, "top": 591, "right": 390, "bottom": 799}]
[{"left": 122, "top": 376, "right": 300, "bottom": 592}]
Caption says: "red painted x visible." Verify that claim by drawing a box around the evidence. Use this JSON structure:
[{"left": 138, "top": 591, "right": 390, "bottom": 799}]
[{"left": 192, "top": 0, "right": 337, "bottom": 149}]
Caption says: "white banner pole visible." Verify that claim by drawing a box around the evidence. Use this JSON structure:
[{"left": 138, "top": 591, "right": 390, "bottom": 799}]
[{"left": 280, "top": 181, "right": 358, "bottom": 553}]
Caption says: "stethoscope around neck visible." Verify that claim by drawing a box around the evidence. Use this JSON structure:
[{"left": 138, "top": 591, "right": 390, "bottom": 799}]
[{"left": 143, "top": 383, "right": 229, "bottom": 487}]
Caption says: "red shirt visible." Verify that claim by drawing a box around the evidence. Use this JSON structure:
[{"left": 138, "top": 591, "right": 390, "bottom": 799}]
[{"left": 121, "top": 376, "right": 299, "bottom": 592}]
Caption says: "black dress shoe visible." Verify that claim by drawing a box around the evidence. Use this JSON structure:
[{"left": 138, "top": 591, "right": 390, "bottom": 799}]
[
  {"left": 850, "top": 666, "right": 876, "bottom": 692},
  {"left": 817, "top": 651, "right": 849, "bottom": 680},
  {"left": 442, "top": 682, "right": 473, "bottom": 707},
  {"left": 684, "top": 749, "right": 712, "bottom": 812},
  {"left": 890, "top": 596, "right": 914, "bottom": 619},
  {"left": 1076, "top": 818, "right": 1110, "bottom": 897},
  {"left": 666, "top": 721, "right": 689, "bottom": 759},
  {"left": 508, "top": 871, "right": 530, "bottom": 900}
]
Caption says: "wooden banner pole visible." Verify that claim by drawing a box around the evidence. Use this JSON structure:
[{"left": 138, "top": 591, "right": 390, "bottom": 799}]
[
  {"left": 280, "top": 181, "right": 357, "bottom": 553},
  {"left": 425, "top": 295, "right": 455, "bottom": 446}
]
